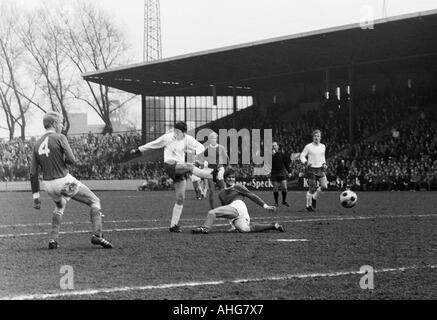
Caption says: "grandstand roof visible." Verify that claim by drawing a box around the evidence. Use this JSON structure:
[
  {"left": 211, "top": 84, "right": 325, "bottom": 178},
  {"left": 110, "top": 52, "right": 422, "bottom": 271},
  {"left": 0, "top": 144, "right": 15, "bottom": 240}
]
[{"left": 82, "top": 9, "right": 437, "bottom": 96}]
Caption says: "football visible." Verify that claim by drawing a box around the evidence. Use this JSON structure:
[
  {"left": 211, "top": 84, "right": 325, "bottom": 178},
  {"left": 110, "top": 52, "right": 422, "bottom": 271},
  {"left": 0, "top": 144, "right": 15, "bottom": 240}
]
[{"left": 340, "top": 190, "right": 358, "bottom": 208}]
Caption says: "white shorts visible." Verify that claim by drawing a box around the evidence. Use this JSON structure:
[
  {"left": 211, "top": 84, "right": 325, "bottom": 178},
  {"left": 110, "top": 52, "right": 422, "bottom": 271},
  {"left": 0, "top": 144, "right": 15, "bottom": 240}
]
[
  {"left": 191, "top": 174, "right": 201, "bottom": 183},
  {"left": 43, "top": 174, "right": 82, "bottom": 202},
  {"left": 229, "top": 200, "right": 251, "bottom": 232}
]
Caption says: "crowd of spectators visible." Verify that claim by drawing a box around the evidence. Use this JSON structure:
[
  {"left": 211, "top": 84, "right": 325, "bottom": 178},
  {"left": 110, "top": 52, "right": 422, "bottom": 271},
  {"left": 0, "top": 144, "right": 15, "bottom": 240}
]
[
  {"left": 0, "top": 131, "right": 172, "bottom": 188},
  {"left": 328, "top": 111, "right": 437, "bottom": 191},
  {"left": 0, "top": 138, "right": 33, "bottom": 182}
]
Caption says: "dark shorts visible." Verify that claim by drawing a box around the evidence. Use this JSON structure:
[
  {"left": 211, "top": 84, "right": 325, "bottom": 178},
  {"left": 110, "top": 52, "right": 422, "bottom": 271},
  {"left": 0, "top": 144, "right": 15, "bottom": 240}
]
[
  {"left": 164, "top": 162, "right": 188, "bottom": 183},
  {"left": 306, "top": 167, "right": 326, "bottom": 180},
  {"left": 271, "top": 173, "right": 287, "bottom": 183}
]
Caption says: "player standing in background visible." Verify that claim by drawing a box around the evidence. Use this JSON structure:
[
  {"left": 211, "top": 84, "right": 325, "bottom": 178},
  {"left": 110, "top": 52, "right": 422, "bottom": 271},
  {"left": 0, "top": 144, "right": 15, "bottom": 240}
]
[
  {"left": 130, "top": 121, "right": 218, "bottom": 233},
  {"left": 300, "top": 130, "right": 328, "bottom": 212},
  {"left": 271, "top": 142, "right": 292, "bottom": 207},
  {"left": 199, "top": 132, "right": 228, "bottom": 209},
  {"left": 192, "top": 168, "right": 285, "bottom": 234},
  {"left": 191, "top": 174, "right": 205, "bottom": 200},
  {"left": 30, "top": 112, "right": 113, "bottom": 250}
]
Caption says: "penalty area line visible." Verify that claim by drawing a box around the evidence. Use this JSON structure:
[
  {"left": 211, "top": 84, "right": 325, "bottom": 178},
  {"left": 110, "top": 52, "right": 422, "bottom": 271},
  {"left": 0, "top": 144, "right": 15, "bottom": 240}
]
[{"left": 2, "top": 265, "right": 436, "bottom": 300}]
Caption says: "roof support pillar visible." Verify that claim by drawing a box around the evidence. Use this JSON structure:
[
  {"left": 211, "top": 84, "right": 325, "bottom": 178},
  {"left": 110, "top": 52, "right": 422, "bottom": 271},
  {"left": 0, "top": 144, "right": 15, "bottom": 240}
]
[
  {"left": 212, "top": 85, "right": 217, "bottom": 107},
  {"left": 232, "top": 86, "right": 237, "bottom": 128},
  {"left": 324, "top": 68, "right": 330, "bottom": 98},
  {"left": 184, "top": 96, "right": 187, "bottom": 122},
  {"left": 348, "top": 65, "right": 355, "bottom": 145},
  {"left": 173, "top": 96, "right": 177, "bottom": 123},
  {"left": 141, "top": 94, "right": 147, "bottom": 144}
]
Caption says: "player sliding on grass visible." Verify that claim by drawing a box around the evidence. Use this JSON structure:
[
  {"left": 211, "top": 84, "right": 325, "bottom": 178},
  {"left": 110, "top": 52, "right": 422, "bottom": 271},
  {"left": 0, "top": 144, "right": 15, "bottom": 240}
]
[
  {"left": 300, "top": 129, "right": 328, "bottom": 212},
  {"left": 192, "top": 168, "right": 286, "bottom": 234},
  {"left": 30, "top": 112, "right": 113, "bottom": 250},
  {"left": 130, "top": 121, "right": 218, "bottom": 233}
]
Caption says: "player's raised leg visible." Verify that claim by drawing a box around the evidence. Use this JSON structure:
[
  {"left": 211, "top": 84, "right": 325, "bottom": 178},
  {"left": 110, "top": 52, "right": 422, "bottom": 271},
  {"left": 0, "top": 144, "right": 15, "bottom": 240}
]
[{"left": 175, "top": 162, "right": 217, "bottom": 181}]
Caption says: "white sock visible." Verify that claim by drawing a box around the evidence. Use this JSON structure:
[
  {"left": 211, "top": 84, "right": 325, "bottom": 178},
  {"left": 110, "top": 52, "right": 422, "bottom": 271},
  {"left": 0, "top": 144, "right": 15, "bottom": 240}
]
[
  {"left": 306, "top": 192, "right": 313, "bottom": 207},
  {"left": 171, "top": 204, "right": 183, "bottom": 227},
  {"left": 313, "top": 187, "right": 323, "bottom": 200},
  {"left": 192, "top": 167, "right": 213, "bottom": 180}
]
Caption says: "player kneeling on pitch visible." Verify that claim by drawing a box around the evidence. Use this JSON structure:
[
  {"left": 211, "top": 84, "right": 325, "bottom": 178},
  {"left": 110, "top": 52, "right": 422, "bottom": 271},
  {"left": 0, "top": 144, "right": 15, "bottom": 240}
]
[
  {"left": 192, "top": 168, "right": 285, "bottom": 234},
  {"left": 30, "top": 112, "right": 113, "bottom": 250}
]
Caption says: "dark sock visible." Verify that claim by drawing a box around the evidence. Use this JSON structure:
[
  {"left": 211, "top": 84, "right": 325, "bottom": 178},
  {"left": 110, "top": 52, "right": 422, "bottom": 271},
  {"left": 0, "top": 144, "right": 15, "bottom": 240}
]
[
  {"left": 274, "top": 192, "right": 279, "bottom": 203},
  {"left": 250, "top": 224, "right": 276, "bottom": 233},
  {"left": 282, "top": 191, "right": 287, "bottom": 203}
]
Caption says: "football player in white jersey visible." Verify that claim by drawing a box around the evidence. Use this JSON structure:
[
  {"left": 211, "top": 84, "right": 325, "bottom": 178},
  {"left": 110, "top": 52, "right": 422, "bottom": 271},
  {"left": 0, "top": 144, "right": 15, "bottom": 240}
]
[
  {"left": 300, "top": 130, "right": 328, "bottom": 212},
  {"left": 130, "top": 122, "right": 218, "bottom": 232},
  {"left": 191, "top": 174, "right": 205, "bottom": 200}
]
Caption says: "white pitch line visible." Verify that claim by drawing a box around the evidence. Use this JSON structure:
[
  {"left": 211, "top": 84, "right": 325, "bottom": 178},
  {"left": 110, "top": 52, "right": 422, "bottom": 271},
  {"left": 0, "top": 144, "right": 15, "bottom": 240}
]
[
  {"left": 1, "top": 212, "right": 436, "bottom": 230},
  {"left": 0, "top": 215, "right": 336, "bottom": 229},
  {"left": 0, "top": 224, "right": 225, "bottom": 238},
  {"left": 0, "top": 213, "right": 436, "bottom": 239},
  {"left": 276, "top": 239, "right": 309, "bottom": 242},
  {"left": 2, "top": 264, "right": 436, "bottom": 300}
]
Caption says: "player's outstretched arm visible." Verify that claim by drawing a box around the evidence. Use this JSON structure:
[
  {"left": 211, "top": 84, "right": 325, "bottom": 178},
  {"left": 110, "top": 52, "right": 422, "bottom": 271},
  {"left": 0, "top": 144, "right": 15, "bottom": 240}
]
[
  {"left": 235, "top": 185, "right": 277, "bottom": 212},
  {"left": 128, "top": 135, "right": 168, "bottom": 160},
  {"left": 135, "top": 135, "right": 167, "bottom": 153}
]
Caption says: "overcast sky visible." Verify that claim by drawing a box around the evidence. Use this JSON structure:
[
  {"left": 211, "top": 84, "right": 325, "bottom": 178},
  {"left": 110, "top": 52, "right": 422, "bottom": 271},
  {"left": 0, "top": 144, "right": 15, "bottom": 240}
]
[
  {"left": 1, "top": 0, "right": 437, "bottom": 138},
  {"left": 94, "top": 0, "right": 437, "bottom": 61}
]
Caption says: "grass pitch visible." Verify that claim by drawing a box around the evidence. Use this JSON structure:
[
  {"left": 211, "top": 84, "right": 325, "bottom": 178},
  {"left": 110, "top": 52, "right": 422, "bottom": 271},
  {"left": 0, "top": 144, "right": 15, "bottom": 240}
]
[{"left": 0, "top": 190, "right": 436, "bottom": 300}]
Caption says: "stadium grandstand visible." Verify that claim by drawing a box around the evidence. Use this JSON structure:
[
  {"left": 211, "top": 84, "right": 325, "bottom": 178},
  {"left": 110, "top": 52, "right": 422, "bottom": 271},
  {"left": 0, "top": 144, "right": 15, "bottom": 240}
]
[{"left": 2, "top": 10, "right": 437, "bottom": 191}]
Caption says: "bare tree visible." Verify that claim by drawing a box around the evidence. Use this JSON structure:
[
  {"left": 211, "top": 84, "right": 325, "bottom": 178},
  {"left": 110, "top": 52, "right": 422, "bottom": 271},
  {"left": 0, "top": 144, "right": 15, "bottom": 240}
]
[
  {"left": 61, "top": 1, "right": 135, "bottom": 134},
  {"left": 0, "top": 1, "right": 32, "bottom": 141},
  {"left": 0, "top": 78, "right": 16, "bottom": 140},
  {"left": 17, "top": 3, "right": 75, "bottom": 134}
]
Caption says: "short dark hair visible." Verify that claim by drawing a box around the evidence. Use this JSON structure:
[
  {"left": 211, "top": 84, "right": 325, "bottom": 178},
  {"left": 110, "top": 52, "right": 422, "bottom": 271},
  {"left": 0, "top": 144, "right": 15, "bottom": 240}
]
[
  {"left": 174, "top": 121, "right": 187, "bottom": 133},
  {"left": 43, "top": 112, "right": 63, "bottom": 130},
  {"left": 224, "top": 167, "right": 236, "bottom": 179}
]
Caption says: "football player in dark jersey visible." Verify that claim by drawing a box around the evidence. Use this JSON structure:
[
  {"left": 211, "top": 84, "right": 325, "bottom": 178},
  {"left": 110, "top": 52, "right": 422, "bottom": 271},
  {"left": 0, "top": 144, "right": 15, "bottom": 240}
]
[
  {"left": 271, "top": 142, "right": 292, "bottom": 207},
  {"left": 30, "top": 112, "right": 113, "bottom": 249},
  {"left": 192, "top": 168, "right": 285, "bottom": 234}
]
